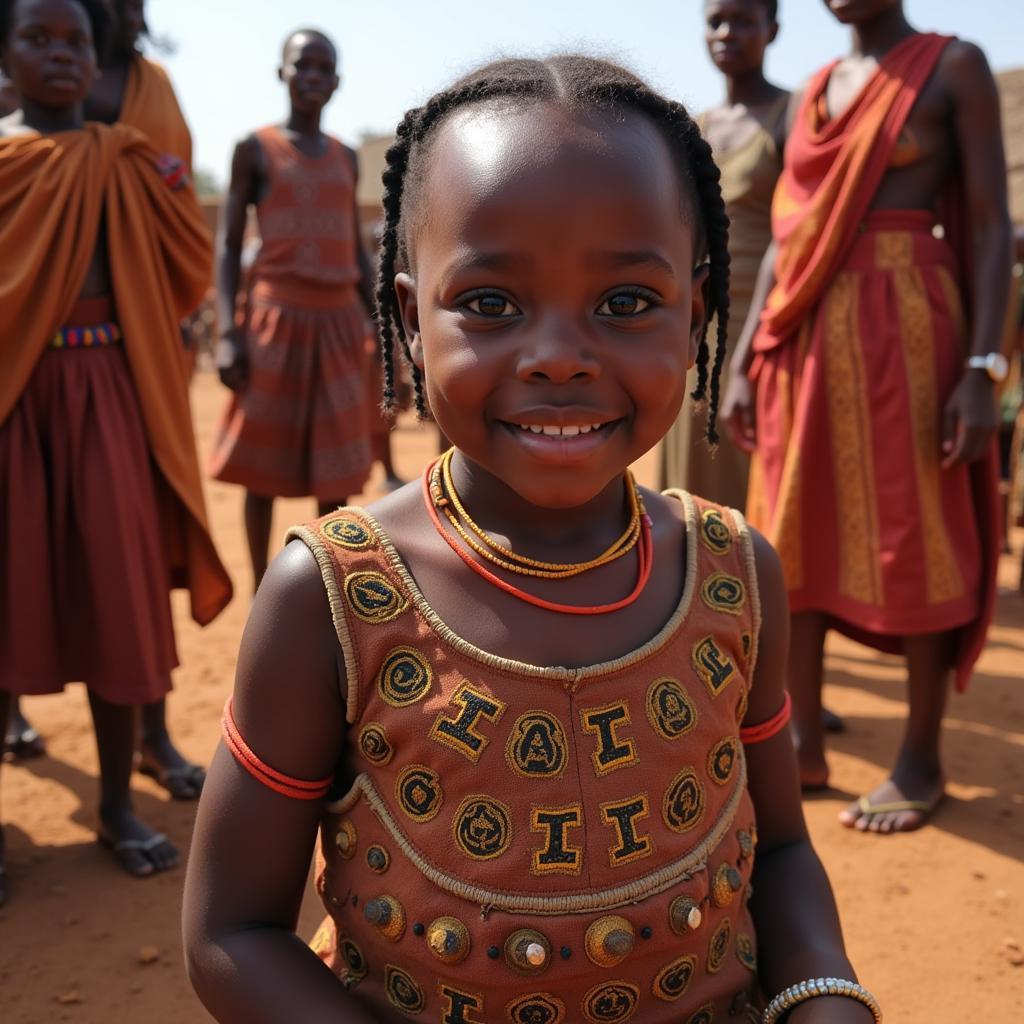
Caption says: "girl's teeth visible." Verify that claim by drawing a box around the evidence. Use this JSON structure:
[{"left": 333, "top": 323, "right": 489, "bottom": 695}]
[
  {"left": 542, "top": 426, "right": 561, "bottom": 436},
  {"left": 562, "top": 425, "right": 580, "bottom": 437},
  {"left": 516, "top": 423, "right": 607, "bottom": 436},
  {"left": 530, "top": 425, "right": 543, "bottom": 434},
  {"left": 580, "top": 425, "right": 592, "bottom": 434}
]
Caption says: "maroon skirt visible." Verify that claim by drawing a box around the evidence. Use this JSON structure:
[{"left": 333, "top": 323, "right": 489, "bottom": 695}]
[{"left": 0, "top": 298, "right": 177, "bottom": 705}]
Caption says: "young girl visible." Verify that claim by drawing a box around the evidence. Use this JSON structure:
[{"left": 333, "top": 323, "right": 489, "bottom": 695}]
[
  {"left": 0, "top": 0, "right": 230, "bottom": 898},
  {"left": 184, "top": 56, "right": 878, "bottom": 1023}
]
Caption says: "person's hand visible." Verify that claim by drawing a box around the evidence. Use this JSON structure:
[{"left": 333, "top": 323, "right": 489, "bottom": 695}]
[
  {"left": 941, "top": 369, "right": 998, "bottom": 468},
  {"left": 215, "top": 328, "right": 249, "bottom": 393},
  {"left": 722, "top": 371, "right": 757, "bottom": 452}
]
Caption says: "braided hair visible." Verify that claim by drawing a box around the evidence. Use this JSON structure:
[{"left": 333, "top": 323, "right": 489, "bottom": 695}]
[{"left": 374, "top": 55, "right": 730, "bottom": 444}]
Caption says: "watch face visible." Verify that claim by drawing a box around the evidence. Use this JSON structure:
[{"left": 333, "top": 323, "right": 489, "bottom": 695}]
[{"left": 989, "top": 353, "right": 1009, "bottom": 382}]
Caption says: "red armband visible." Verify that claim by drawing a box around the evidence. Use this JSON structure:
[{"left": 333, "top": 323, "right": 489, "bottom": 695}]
[
  {"left": 221, "top": 698, "right": 333, "bottom": 800},
  {"left": 739, "top": 692, "right": 792, "bottom": 745}
]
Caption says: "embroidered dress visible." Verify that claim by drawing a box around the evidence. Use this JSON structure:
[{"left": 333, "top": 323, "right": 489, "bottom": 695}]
[
  {"left": 288, "top": 492, "right": 763, "bottom": 1022},
  {"left": 209, "top": 126, "right": 372, "bottom": 500}
]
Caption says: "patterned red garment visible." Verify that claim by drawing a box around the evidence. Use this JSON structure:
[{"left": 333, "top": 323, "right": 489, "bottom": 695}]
[{"left": 284, "top": 494, "right": 765, "bottom": 1022}]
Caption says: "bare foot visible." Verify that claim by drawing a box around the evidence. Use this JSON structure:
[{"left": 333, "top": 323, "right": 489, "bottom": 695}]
[
  {"left": 97, "top": 808, "right": 179, "bottom": 878},
  {"left": 138, "top": 736, "right": 205, "bottom": 800},
  {"left": 839, "top": 771, "right": 945, "bottom": 834}
]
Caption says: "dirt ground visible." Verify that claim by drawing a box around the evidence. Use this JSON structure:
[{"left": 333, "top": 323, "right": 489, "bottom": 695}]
[{"left": 1, "top": 369, "right": 1022, "bottom": 1023}]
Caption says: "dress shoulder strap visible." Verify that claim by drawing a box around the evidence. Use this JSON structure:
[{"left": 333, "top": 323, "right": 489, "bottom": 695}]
[{"left": 285, "top": 508, "right": 422, "bottom": 726}]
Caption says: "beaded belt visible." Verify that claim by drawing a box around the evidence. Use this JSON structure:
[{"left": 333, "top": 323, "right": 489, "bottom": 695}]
[{"left": 50, "top": 322, "right": 122, "bottom": 349}]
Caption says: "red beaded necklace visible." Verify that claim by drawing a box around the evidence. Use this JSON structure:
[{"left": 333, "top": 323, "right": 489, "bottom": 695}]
[{"left": 421, "top": 457, "right": 654, "bottom": 615}]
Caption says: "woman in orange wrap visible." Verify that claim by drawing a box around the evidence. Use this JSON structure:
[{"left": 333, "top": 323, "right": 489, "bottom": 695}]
[
  {"left": 209, "top": 29, "right": 375, "bottom": 589},
  {"left": 0, "top": 0, "right": 230, "bottom": 901},
  {"left": 724, "top": 0, "right": 1011, "bottom": 833},
  {"left": 2, "top": 0, "right": 204, "bottom": 793}
]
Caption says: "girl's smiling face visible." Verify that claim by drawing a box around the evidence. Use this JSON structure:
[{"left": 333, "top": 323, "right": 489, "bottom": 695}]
[{"left": 396, "top": 102, "right": 709, "bottom": 510}]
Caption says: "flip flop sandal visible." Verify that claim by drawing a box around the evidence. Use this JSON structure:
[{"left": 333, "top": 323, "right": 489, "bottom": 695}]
[
  {"left": 97, "top": 828, "right": 174, "bottom": 878},
  {"left": 854, "top": 794, "right": 945, "bottom": 831},
  {"left": 3, "top": 725, "right": 46, "bottom": 762},
  {"left": 137, "top": 758, "right": 206, "bottom": 801}
]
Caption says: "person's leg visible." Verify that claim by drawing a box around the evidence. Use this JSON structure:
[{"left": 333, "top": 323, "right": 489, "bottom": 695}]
[
  {"left": 839, "top": 629, "right": 953, "bottom": 834},
  {"left": 88, "top": 689, "right": 178, "bottom": 877},
  {"left": 0, "top": 690, "right": 9, "bottom": 904},
  {"left": 317, "top": 498, "right": 347, "bottom": 519},
  {"left": 244, "top": 491, "right": 274, "bottom": 590},
  {"left": 788, "top": 611, "right": 830, "bottom": 789},
  {"left": 3, "top": 695, "right": 46, "bottom": 761},
  {"left": 137, "top": 691, "right": 204, "bottom": 800}
]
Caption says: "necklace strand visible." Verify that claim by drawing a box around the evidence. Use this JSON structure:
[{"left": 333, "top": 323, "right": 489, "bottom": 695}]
[
  {"left": 421, "top": 457, "right": 654, "bottom": 615},
  {"left": 435, "top": 448, "right": 642, "bottom": 577}
]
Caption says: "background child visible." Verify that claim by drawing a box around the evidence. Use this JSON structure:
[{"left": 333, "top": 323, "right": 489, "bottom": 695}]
[
  {"left": 0, "top": 0, "right": 230, "bottom": 899},
  {"left": 209, "top": 29, "right": 375, "bottom": 589},
  {"left": 184, "top": 54, "right": 878, "bottom": 1023}
]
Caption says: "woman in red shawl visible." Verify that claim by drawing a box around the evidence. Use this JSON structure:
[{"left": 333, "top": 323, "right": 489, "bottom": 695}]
[{"left": 724, "top": 0, "right": 1011, "bottom": 833}]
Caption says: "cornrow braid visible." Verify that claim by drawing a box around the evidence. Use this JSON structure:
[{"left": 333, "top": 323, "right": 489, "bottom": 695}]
[{"left": 372, "top": 55, "right": 730, "bottom": 443}]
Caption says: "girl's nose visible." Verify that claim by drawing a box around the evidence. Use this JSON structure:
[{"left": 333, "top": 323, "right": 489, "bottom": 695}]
[{"left": 515, "top": 328, "right": 601, "bottom": 385}]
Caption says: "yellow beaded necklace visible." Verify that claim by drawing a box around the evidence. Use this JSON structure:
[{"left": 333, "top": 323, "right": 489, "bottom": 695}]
[{"left": 428, "top": 448, "right": 645, "bottom": 580}]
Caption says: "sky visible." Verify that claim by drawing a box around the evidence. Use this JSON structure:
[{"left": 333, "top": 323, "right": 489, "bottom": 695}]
[{"left": 149, "top": 0, "right": 1024, "bottom": 188}]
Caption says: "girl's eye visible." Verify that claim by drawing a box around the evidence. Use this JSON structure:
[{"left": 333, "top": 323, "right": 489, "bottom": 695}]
[
  {"left": 465, "top": 294, "right": 518, "bottom": 318},
  {"left": 597, "top": 292, "right": 652, "bottom": 317}
]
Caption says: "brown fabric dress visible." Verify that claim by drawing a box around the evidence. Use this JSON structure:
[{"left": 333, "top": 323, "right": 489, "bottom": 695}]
[
  {"left": 0, "top": 298, "right": 177, "bottom": 704},
  {"left": 288, "top": 493, "right": 763, "bottom": 1022},
  {"left": 208, "top": 126, "right": 372, "bottom": 500},
  {"left": 660, "top": 99, "right": 786, "bottom": 510}
]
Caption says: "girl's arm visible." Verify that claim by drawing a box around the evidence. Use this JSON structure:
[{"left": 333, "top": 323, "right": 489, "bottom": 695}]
[
  {"left": 182, "top": 542, "right": 376, "bottom": 1023},
  {"left": 744, "top": 529, "right": 875, "bottom": 1023}
]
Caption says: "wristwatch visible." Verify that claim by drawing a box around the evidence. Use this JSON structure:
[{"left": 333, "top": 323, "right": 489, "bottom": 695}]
[{"left": 966, "top": 352, "right": 1009, "bottom": 383}]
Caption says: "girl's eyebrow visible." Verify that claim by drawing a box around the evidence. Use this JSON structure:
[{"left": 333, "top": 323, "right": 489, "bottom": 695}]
[{"left": 589, "top": 249, "right": 677, "bottom": 276}]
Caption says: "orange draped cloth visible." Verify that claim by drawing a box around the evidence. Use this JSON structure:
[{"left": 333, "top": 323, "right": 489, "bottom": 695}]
[
  {"left": 0, "top": 123, "right": 231, "bottom": 624},
  {"left": 121, "top": 56, "right": 192, "bottom": 168},
  {"left": 748, "top": 33, "right": 1000, "bottom": 691}
]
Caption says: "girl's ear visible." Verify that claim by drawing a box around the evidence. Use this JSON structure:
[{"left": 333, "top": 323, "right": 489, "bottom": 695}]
[
  {"left": 688, "top": 262, "right": 712, "bottom": 368},
  {"left": 393, "top": 272, "right": 424, "bottom": 369}
]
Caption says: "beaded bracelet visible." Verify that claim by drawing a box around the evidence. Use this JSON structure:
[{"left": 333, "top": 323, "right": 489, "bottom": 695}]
[{"left": 762, "top": 977, "right": 882, "bottom": 1023}]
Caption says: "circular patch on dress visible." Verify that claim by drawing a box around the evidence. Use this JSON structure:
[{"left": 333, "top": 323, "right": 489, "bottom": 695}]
[
  {"left": 581, "top": 982, "right": 640, "bottom": 1023},
  {"left": 345, "top": 571, "right": 408, "bottom": 624},
  {"left": 395, "top": 764, "right": 444, "bottom": 822},
  {"left": 378, "top": 647, "right": 433, "bottom": 707},
  {"left": 700, "top": 508, "right": 733, "bottom": 555},
  {"left": 663, "top": 767, "right": 705, "bottom": 833},
  {"left": 700, "top": 571, "right": 745, "bottom": 615},
  {"left": 358, "top": 722, "right": 394, "bottom": 766},
  {"left": 707, "top": 736, "right": 739, "bottom": 785},
  {"left": 652, "top": 953, "right": 697, "bottom": 1001},
  {"left": 506, "top": 993, "right": 567, "bottom": 1024},
  {"left": 384, "top": 964, "right": 424, "bottom": 1014},
  {"left": 452, "top": 795, "right": 513, "bottom": 860},
  {"left": 646, "top": 678, "right": 698, "bottom": 741},
  {"left": 322, "top": 516, "right": 374, "bottom": 550},
  {"left": 506, "top": 711, "right": 568, "bottom": 778}
]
